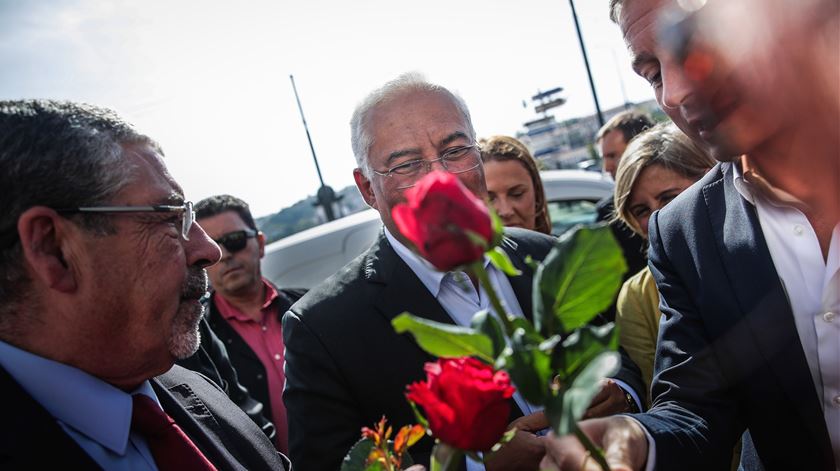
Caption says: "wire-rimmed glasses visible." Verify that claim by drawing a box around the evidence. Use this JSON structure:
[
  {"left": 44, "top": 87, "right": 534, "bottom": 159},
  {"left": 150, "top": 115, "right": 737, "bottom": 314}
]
[{"left": 372, "top": 143, "right": 481, "bottom": 189}]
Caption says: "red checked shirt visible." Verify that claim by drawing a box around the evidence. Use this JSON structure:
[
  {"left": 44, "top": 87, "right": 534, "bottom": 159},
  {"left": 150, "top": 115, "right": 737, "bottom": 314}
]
[{"left": 214, "top": 280, "right": 289, "bottom": 453}]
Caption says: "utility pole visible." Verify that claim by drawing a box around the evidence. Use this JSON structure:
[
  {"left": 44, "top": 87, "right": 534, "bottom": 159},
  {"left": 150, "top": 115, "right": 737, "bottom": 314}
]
[
  {"left": 568, "top": 0, "right": 605, "bottom": 127},
  {"left": 290, "top": 74, "right": 341, "bottom": 222}
]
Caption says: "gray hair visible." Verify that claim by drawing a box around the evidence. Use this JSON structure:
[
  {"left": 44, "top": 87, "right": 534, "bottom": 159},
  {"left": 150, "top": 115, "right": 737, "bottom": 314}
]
[
  {"left": 613, "top": 122, "right": 715, "bottom": 236},
  {"left": 0, "top": 99, "right": 155, "bottom": 319},
  {"left": 609, "top": 0, "right": 624, "bottom": 23},
  {"left": 349, "top": 72, "right": 475, "bottom": 178}
]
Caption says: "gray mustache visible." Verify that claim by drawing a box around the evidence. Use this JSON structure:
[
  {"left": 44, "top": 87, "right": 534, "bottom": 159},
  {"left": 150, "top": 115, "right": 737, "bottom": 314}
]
[{"left": 182, "top": 268, "right": 209, "bottom": 299}]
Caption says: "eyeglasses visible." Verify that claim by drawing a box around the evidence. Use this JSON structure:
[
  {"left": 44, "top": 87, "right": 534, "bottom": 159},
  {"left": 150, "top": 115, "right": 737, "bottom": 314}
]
[
  {"left": 213, "top": 229, "right": 257, "bottom": 253},
  {"left": 372, "top": 143, "right": 481, "bottom": 189},
  {"left": 55, "top": 202, "right": 195, "bottom": 241}
]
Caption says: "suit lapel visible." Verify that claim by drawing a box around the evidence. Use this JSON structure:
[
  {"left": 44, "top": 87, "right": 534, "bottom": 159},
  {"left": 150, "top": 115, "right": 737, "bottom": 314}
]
[
  {"left": 0, "top": 366, "right": 100, "bottom": 468},
  {"left": 151, "top": 376, "right": 241, "bottom": 470},
  {"left": 500, "top": 235, "right": 536, "bottom": 321},
  {"left": 369, "top": 233, "right": 457, "bottom": 328},
  {"left": 705, "top": 163, "right": 831, "bottom": 453}
]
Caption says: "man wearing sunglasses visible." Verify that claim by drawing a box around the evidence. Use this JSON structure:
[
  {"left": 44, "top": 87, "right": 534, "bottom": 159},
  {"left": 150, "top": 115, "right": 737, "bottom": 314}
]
[
  {"left": 195, "top": 194, "right": 306, "bottom": 456},
  {"left": 0, "top": 100, "right": 289, "bottom": 469}
]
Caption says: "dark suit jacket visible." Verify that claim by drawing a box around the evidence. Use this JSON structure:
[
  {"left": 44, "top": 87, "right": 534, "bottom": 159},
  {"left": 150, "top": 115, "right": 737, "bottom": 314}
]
[
  {"left": 177, "top": 315, "right": 277, "bottom": 441},
  {"left": 635, "top": 163, "right": 835, "bottom": 470},
  {"left": 0, "top": 364, "right": 290, "bottom": 470},
  {"left": 283, "top": 227, "right": 645, "bottom": 470},
  {"left": 206, "top": 285, "right": 306, "bottom": 432}
]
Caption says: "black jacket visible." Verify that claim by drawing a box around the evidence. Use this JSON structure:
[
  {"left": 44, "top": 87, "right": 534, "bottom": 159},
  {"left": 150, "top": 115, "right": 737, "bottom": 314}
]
[
  {"left": 205, "top": 283, "right": 307, "bottom": 434},
  {"left": 283, "top": 228, "right": 645, "bottom": 470},
  {"left": 635, "top": 163, "right": 835, "bottom": 470},
  {"left": 0, "top": 364, "right": 290, "bottom": 470},
  {"left": 177, "top": 315, "right": 277, "bottom": 441}
]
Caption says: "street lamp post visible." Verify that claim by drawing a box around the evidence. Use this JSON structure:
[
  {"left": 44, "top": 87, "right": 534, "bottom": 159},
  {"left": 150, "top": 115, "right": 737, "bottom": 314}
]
[
  {"left": 290, "top": 74, "right": 341, "bottom": 222},
  {"left": 568, "top": 0, "right": 605, "bottom": 127}
]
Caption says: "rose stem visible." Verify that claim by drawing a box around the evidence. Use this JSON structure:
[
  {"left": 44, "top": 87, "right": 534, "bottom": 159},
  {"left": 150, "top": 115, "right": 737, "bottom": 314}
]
[
  {"left": 470, "top": 262, "right": 516, "bottom": 336},
  {"left": 574, "top": 423, "right": 611, "bottom": 471}
]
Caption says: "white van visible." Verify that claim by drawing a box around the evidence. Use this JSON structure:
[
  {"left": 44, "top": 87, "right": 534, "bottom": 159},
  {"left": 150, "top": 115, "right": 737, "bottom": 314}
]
[{"left": 262, "top": 170, "right": 613, "bottom": 289}]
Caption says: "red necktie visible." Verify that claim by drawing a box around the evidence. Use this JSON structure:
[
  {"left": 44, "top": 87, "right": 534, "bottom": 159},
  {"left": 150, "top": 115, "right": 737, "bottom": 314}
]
[{"left": 131, "top": 394, "right": 218, "bottom": 471}]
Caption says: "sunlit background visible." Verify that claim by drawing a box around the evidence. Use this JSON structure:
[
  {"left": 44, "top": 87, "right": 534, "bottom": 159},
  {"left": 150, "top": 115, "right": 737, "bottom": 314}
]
[{"left": 0, "top": 0, "right": 655, "bottom": 217}]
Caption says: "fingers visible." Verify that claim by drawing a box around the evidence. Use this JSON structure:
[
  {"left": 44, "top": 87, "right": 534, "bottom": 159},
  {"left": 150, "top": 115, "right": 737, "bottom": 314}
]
[
  {"left": 541, "top": 417, "right": 648, "bottom": 471},
  {"left": 510, "top": 410, "right": 549, "bottom": 432},
  {"left": 583, "top": 381, "right": 626, "bottom": 419}
]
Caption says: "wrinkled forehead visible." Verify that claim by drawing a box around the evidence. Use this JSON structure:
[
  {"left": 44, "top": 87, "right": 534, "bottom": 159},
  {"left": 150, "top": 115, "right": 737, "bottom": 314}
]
[{"left": 121, "top": 143, "right": 185, "bottom": 202}]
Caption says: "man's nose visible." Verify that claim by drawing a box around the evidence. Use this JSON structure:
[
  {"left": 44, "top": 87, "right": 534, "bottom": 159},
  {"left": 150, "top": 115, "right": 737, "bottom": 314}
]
[
  {"left": 185, "top": 222, "right": 222, "bottom": 268},
  {"left": 660, "top": 60, "right": 696, "bottom": 110}
]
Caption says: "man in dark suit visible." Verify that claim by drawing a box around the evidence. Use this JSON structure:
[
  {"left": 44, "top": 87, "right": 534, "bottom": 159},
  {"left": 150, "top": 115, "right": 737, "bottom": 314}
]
[
  {"left": 194, "top": 194, "right": 307, "bottom": 454},
  {"left": 0, "top": 100, "right": 289, "bottom": 470},
  {"left": 541, "top": 0, "right": 839, "bottom": 469},
  {"left": 283, "top": 73, "right": 645, "bottom": 471}
]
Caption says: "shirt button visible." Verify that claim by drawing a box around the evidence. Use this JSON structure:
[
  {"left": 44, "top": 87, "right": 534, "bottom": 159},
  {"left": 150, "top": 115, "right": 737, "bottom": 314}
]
[
  {"left": 274, "top": 354, "right": 281, "bottom": 361},
  {"left": 793, "top": 225, "right": 804, "bottom": 235},
  {"left": 824, "top": 312, "right": 836, "bottom": 323},
  {"left": 833, "top": 395, "right": 840, "bottom": 407}
]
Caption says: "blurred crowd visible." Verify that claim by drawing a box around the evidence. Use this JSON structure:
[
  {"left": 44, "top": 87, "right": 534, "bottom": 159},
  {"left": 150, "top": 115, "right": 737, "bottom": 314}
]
[{"left": 0, "top": 0, "right": 836, "bottom": 470}]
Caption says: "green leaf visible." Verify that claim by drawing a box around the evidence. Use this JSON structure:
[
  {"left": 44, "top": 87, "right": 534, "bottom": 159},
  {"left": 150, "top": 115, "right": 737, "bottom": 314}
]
[
  {"left": 555, "top": 323, "right": 618, "bottom": 381},
  {"left": 470, "top": 309, "right": 507, "bottom": 358},
  {"left": 408, "top": 400, "right": 429, "bottom": 429},
  {"left": 553, "top": 351, "right": 621, "bottom": 435},
  {"left": 341, "top": 438, "right": 375, "bottom": 471},
  {"left": 502, "top": 328, "right": 550, "bottom": 404},
  {"left": 464, "top": 229, "right": 490, "bottom": 251},
  {"left": 533, "top": 224, "right": 627, "bottom": 335},
  {"left": 392, "top": 313, "right": 494, "bottom": 363},
  {"left": 489, "top": 206, "right": 505, "bottom": 248},
  {"left": 340, "top": 436, "right": 417, "bottom": 471},
  {"left": 488, "top": 246, "right": 522, "bottom": 277}
]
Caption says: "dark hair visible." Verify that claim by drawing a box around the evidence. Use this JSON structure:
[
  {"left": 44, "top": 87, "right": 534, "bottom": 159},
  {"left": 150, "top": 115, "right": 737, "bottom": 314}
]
[
  {"left": 195, "top": 194, "right": 258, "bottom": 231},
  {"left": 596, "top": 110, "right": 655, "bottom": 146},
  {"left": 0, "top": 99, "right": 155, "bottom": 318},
  {"left": 479, "top": 135, "right": 552, "bottom": 235}
]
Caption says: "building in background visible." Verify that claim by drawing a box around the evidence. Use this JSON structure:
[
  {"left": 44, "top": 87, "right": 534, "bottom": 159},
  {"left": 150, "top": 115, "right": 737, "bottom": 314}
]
[{"left": 517, "top": 99, "right": 662, "bottom": 170}]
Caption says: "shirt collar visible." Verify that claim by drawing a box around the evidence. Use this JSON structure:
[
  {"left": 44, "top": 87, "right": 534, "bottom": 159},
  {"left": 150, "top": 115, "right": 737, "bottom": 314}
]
[
  {"left": 215, "top": 278, "right": 278, "bottom": 322},
  {"left": 733, "top": 155, "right": 810, "bottom": 211},
  {"left": 0, "top": 339, "right": 158, "bottom": 455},
  {"left": 383, "top": 226, "right": 491, "bottom": 297}
]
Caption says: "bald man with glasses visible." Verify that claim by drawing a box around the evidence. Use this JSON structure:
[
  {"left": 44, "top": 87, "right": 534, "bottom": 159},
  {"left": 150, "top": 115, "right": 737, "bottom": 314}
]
[{"left": 281, "top": 73, "right": 646, "bottom": 471}]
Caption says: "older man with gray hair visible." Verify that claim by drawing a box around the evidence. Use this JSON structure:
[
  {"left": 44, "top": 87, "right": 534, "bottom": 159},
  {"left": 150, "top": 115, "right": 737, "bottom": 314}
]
[
  {"left": 282, "top": 73, "right": 645, "bottom": 471},
  {"left": 0, "top": 100, "right": 290, "bottom": 469}
]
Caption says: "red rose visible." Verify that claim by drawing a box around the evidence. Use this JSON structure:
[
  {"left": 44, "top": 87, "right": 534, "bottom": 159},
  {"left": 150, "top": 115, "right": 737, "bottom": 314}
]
[
  {"left": 406, "top": 357, "right": 515, "bottom": 452},
  {"left": 392, "top": 171, "right": 493, "bottom": 272}
]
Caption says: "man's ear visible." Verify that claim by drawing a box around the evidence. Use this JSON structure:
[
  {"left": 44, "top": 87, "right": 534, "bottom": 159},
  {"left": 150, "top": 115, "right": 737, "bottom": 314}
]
[
  {"left": 17, "top": 207, "right": 78, "bottom": 293},
  {"left": 353, "top": 168, "right": 378, "bottom": 210},
  {"left": 257, "top": 230, "right": 266, "bottom": 259}
]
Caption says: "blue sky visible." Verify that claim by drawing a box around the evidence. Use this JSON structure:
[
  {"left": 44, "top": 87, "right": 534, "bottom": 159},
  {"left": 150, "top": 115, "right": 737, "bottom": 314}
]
[{"left": 0, "top": 0, "right": 655, "bottom": 217}]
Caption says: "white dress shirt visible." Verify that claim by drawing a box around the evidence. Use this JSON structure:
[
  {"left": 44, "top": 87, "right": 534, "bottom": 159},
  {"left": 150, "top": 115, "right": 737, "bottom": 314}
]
[{"left": 734, "top": 162, "right": 840, "bottom": 465}]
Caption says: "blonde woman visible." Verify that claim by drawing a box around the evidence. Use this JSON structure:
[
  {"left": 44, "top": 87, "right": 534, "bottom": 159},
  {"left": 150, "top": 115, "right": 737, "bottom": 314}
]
[{"left": 612, "top": 122, "right": 715, "bottom": 401}]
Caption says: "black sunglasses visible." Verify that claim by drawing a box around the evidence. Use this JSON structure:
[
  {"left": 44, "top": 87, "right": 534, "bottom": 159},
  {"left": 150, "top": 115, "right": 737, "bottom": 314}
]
[{"left": 214, "top": 229, "right": 257, "bottom": 253}]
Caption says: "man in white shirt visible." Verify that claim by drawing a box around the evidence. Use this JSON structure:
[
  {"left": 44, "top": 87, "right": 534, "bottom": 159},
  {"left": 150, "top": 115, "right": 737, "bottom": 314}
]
[
  {"left": 540, "top": 0, "right": 840, "bottom": 469},
  {"left": 282, "top": 73, "right": 646, "bottom": 471}
]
